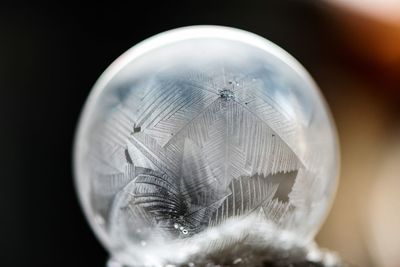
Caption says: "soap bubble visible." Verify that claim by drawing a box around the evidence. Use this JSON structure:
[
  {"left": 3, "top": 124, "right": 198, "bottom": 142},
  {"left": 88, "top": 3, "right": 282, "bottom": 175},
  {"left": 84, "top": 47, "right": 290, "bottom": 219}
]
[{"left": 74, "top": 26, "right": 339, "bottom": 266}]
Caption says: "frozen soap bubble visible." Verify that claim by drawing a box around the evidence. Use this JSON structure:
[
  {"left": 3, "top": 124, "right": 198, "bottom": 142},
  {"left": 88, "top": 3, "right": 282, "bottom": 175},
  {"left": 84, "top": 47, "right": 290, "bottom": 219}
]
[{"left": 74, "top": 26, "right": 339, "bottom": 267}]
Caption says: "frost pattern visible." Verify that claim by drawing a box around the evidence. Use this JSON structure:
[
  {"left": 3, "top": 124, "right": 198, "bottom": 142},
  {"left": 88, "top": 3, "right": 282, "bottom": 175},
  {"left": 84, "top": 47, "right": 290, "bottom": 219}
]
[{"left": 86, "top": 68, "right": 319, "bottom": 252}]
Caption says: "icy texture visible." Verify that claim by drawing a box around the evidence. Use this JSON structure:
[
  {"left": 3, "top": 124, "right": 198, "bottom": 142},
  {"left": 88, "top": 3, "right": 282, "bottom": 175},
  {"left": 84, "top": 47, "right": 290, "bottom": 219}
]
[{"left": 74, "top": 26, "right": 339, "bottom": 267}]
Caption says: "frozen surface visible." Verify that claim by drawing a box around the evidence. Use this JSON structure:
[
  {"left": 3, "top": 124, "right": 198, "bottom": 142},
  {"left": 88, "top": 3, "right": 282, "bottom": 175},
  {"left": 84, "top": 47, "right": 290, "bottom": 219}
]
[{"left": 74, "top": 26, "right": 339, "bottom": 267}]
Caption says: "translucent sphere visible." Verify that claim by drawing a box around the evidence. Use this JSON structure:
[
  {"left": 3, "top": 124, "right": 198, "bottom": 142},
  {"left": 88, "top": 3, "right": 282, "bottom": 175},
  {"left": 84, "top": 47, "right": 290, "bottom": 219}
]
[{"left": 74, "top": 26, "right": 339, "bottom": 266}]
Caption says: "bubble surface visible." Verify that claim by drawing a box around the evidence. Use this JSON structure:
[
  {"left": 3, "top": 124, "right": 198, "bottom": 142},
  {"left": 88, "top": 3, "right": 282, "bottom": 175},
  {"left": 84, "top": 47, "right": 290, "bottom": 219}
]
[{"left": 74, "top": 26, "right": 339, "bottom": 266}]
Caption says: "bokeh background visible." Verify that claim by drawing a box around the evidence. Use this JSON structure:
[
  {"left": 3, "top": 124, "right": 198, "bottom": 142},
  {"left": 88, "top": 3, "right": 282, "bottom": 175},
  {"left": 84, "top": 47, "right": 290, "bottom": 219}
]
[{"left": 0, "top": 1, "right": 399, "bottom": 266}]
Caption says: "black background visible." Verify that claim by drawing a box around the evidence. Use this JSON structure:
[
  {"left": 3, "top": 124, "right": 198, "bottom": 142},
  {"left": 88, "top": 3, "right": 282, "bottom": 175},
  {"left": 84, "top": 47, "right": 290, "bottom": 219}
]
[{"left": 0, "top": 1, "right": 363, "bottom": 266}]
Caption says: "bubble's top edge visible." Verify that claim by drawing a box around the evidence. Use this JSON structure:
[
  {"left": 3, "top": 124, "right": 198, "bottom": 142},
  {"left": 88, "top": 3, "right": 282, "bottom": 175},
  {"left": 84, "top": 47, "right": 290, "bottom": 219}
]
[{"left": 94, "top": 25, "right": 316, "bottom": 95}]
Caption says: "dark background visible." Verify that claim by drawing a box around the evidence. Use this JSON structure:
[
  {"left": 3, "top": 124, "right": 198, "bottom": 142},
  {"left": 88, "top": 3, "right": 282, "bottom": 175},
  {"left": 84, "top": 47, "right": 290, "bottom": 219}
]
[{"left": 0, "top": 1, "right": 399, "bottom": 267}]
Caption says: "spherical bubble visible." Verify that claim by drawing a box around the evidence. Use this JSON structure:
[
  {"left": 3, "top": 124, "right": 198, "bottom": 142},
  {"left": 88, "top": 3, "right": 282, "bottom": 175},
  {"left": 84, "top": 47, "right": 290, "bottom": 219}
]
[{"left": 74, "top": 26, "right": 339, "bottom": 266}]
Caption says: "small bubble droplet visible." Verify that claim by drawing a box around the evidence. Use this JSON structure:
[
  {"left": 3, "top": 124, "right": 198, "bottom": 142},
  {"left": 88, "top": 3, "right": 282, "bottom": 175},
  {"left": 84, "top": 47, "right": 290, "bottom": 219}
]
[
  {"left": 94, "top": 214, "right": 105, "bottom": 225},
  {"left": 233, "top": 258, "right": 242, "bottom": 264}
]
